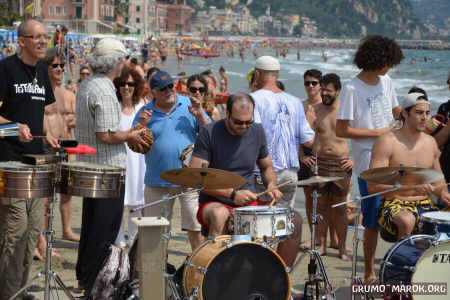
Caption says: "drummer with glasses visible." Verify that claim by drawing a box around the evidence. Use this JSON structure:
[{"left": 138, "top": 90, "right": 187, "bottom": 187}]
[
  {"left": 189, "top": 94, "right": 292, "bottom": 256},
  {"left": 368, "top": 93, "right": 450, "bottom": 241}
]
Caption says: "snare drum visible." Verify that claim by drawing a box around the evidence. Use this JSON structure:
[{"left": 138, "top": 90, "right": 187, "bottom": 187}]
[
  {"left": 179, "top": 144, "right": 194, "bottom": 168},
  {"left": 233, "top": 205, "right": 295, "bottom": 239},
  {"left": 421, "top": 211, "right": 450, "bottom": 235},
  {"left": 183, "top": 235, "right": 290, "bottom": 300},
  {"left": 0, "top": 161, "right": 55, "bottom": 198},
  {"left": 58, "top": 161, "right": 124, "bottom": 198},
  {"left": 380, "top": 235, "right": 450, "bottom": 300}
]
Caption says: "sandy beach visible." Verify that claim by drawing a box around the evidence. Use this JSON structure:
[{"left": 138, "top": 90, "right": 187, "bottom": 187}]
[{"left": 26, "top": 188, "right": 395, "bottom": 299}]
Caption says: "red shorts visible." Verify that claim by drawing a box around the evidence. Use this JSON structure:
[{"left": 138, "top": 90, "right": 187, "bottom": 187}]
[{"left": 197, "top": 200, "right": 266, "bottom": 229}]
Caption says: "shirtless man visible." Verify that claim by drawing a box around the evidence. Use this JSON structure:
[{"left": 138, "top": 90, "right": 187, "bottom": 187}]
[
  {"left": 310, "top": 73, "right": 352, "bottom": 260},
  {"left": 368, "top": 93, "right": 450, "bottom": 240},
  {"left": 43, "top": 48, "right": 78, "bottom": 242}
]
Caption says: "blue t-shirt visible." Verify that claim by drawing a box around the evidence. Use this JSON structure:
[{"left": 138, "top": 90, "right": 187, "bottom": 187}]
[
  {"left": 133, "top": 94, "right": 209, "bottom": 187},
  {"left": 193, "top": 119, "right": 269, "bottom": 207}
]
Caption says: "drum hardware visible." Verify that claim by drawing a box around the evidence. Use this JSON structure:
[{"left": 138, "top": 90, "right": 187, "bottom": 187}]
[
  {"left": 299, "top": 160, "right": 337, "bottom": 300},
  {"left": 9, "top": 149, "right": 76, "bottom": 300},
  {"left": 256, "top": 179, "right": 294, "bottom": 205},
  {"left": 130, "top": 188, "right": 203, "bottom": 213},
  {"left": 333, "top": 185, "right": 401, "bottom": 300}
]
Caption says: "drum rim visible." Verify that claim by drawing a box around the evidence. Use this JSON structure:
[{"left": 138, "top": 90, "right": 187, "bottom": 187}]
[
  {"left": 61, "top": 162, "right": 124, "bottom": 173},
  {"left": 380, "top": 234, "right": 434, "bottom": 283},
  {"left": 421, "top": 211, "right": 450, "bottom": 225},
  {"left": 0, "top": 161, "right": 55, "bottom": 172},
  {"left": 233, "top": 205, "right": 290, "bottom": 215},
  {"left": 182, "top": 235, "right": 291, "bottom": 299}
]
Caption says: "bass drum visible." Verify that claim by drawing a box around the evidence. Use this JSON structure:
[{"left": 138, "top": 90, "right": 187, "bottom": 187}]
[
  {"left": 380, "top": 235, "right": 450, "bottom": 300},
  {"left": 183, "top": 235, "right": 290, "bottom": 300}
]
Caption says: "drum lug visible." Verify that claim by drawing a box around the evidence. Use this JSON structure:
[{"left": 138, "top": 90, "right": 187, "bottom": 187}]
[
  {"left": 242, "top": 221, "right": 250, "bottom": 235},
  {"left": 285, "top": 266, "right": 291, "bottom": 273},
  {"left": 188, "top": 286, "right": 199, "bottom": 299},
  {"left": 253, "top": 215, "right": 257, "bottom": 236},
  {"left": 101, "top": 171, "right": 106, "bottom": 188},
  {"left": 186, "top": 262, "right": 207, "bottom": 275},
  {"left": 271, "top": 215, "right": 276, "bottom": 237},
  {"left": 226, "top": 242, "right": 233, "bottom": 248},
  {"left": 207, "top": 237, "right": 217, "bottom": 243}
]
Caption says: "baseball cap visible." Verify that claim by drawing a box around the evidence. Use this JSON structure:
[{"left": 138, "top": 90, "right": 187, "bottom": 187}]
[
  {"left": 150, "top": 71, "right": 174, "bottom": 90},
  {"left": 93, "top": 38, "right": 128, "bottom": 57},
  {"left": 401, "top": 93, "right": 429, "bottom": 109},
  {"left": 255, "top": 56, "right": 280, "bottom": 71}
]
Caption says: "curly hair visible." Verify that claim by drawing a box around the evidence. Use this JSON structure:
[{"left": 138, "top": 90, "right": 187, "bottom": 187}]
[
  {"left": 353, "top": 35, "right": 404, "bottom": 71},
  {"left": 113, "top": 66, "right": 145, "bottom": 106}
]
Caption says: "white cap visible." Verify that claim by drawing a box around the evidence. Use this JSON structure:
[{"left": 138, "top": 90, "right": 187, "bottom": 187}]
[
  {"left": 401, "top": 93, "right": 429, "bottom": 109},
  {"left": 93, "top": 38, "right": 128, "bottom": 57},
  {"left": 255, "top": 56, "right": 280, "bottom": 71}
]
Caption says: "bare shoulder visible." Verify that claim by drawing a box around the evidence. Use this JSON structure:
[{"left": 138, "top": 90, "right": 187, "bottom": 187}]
[
  {"left": 63, "top": 88, "right": 75, "bottom": 101},
  {"left": 421, "top": 132, "right": 439, "bottom": 150}
]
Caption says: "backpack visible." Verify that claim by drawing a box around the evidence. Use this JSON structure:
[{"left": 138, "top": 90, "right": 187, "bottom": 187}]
[{"left": 89, "top": 244, "right": 130, "bottom": 299}]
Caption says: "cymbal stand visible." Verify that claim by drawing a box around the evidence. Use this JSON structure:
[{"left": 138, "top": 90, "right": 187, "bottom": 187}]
[
  {"left": 10, "top": 149, "right": 75, "bottom": 300},
  {"left": 303, "top": 160, "right": 335, "bottom": 300},
  {"left": 332, "top": 185, "right": 401, "bottom": 300}
]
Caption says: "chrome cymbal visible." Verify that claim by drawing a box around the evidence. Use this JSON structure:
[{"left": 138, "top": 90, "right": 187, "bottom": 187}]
[
  {"left": 296, "top": 176, "right": 343, "bottom": 186},
  {"left": 360, "top": 166, "right": 443, "bottom": 185},
  {"left": 160, "top": 168, "right": 246, "bottom": 189}
]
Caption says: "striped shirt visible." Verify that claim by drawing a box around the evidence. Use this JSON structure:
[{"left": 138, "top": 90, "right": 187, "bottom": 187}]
[{"left": 75, "top": 74, "right": 126, "bottom": 168}]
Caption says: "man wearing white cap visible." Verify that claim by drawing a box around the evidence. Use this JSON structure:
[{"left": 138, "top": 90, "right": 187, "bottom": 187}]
[
  {"left": 368, "top": 93, "right": 450, "bottom": 241},
  {"left": 250, "top": 56, "right": 314, "bottom": 269},
  {"left": 75, "top": 38, "right": 149, "bottom": 294}
]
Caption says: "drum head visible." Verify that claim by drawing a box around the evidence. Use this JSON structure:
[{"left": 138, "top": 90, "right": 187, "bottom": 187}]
[
  {"left": 202, "top": 243, "right": 289, "bottom": 300},
  {"left": 62, "top": 161, "right": 123, "bottom": 173},
  {"left": 234, "top": 205, "right": 288, "bottom": 215},
  {"left": 0, "top": 161, "right": 53, "bottom": 172},
  {"left": 412, "top": 240, "right": 450, "bottom": 300},
  {"left": 421, "top": 211, "right": 450, "bottom": 224}
]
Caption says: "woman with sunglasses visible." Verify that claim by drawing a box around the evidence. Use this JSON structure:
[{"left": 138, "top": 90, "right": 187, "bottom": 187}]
[
  {"left": 187, "top": 74, "right": 220, "bottom": 121},
  {"left": 113, "top": 67, "right": 147, "bottom": 249}
]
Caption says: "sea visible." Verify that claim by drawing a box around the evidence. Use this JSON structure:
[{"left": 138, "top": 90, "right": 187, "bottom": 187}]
[
  {"left": 162, "top": 47, "right": 449, "bottom": 203},
  {"left": 164, "top": 48, "right": 449, "bottom": 113}
]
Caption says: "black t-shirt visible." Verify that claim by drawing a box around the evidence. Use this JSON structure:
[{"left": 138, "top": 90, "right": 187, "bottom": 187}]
[
  {"left": 437, "top": 100, "right": 450, "bottom": 124},
  {"left": 437, "top": 100, "right": 450, "bottom": 182},
  {"left": 193, "top": 119, "right": 269, "bottom": 207},
  {"left": 0, "top": 54, "right": 55, "bottom": 161}
]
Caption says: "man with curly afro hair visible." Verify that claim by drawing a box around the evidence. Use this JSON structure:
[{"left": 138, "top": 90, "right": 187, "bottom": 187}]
[{"left": 336, "top": 35, "right": 403, "bottom": 283}]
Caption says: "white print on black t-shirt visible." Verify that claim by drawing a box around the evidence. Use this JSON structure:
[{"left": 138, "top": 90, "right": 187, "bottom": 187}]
[{"left": 14, "top": 83, "right": 46, "bottom": 96}]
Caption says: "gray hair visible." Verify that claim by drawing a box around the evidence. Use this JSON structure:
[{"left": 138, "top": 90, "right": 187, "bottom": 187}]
[
  {"left": 44, "top": 47, "right": 66, "bottom": 65},
  {"left": 87, "top": 54, "right": 123, "bottom": 74}
]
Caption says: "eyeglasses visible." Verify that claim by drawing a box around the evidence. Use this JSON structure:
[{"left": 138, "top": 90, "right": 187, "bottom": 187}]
[
  {"left": 230, "top": 116, "right": 254, "bottom": 126},
  {"left": 50, "top": 63, "right": 65, "bottom": 69},
  {"left": 304, "top": 81, "right": 319, "bottom": 87},
  {"left": 21, "top": 34, "right": 51, "bottom": 41},
  {"left": 80, "top": 72, "right": 90, "bottom": 76},
  {"left": 189, "top": 86, "right": 206, "bottom": 94},
  {"left": 159, "top": 83, "right": 174, "bottom": 92},
  {"left": 119, "top": 81, "right": 136, "bottom": 87}
]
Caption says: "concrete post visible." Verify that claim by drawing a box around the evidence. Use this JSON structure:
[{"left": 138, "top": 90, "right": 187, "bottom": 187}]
[{"left": 132, "top": 217, "right": 170, "bottom": 300}]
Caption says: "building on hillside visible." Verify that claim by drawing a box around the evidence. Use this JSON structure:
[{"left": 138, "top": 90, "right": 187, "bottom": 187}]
[
  {"left": 41, "top": 0, "right": 115, "bottom": 34},
  {"left": 167, "top": 4, "right": 193, "bottom": 33}
]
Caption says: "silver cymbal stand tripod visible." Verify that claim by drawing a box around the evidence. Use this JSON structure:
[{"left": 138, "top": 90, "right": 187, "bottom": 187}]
[
  {"left": 10, "top": 149, "right": 75, "bottom": 300},
  {"left": 303, "top": 160, "right": 335, "bottom": 300},
  {"left": 332, "top": 184, "right": 400, "bottom": 300}
]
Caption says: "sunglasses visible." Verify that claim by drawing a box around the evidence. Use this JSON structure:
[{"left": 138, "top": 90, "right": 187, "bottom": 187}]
[
  {"left": 50, "top": 63, "right": 65, "bottom": 69},
  {"left": 159, "top": 83, "right": 174, "bottom": 91},
  {"left": 119, "top": 81, "right": 136, "bottom": 87},
  {"left": 189, "top": 86, "right": 206, "bottom": 94},
  {"left": 80, "top": 72, "right": 90, "bottom": 76},
  {"left": 230, "top": 116, "right": 254, "bottom": 126},
  {"left": 304, "top": 81, "right": 319, "bottom": 87}
]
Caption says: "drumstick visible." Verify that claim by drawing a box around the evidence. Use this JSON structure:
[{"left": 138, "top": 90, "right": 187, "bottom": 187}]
[{"left": 255, "top": 179, "right": 294, "bottom": 207}]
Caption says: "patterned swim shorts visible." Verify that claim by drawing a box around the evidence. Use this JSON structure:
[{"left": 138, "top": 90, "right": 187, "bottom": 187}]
[{"left": 378, "top": 197, "right": 439, "bottom": 237}]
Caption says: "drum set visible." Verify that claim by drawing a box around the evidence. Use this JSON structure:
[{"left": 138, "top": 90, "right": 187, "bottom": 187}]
[
  {"left": 334, "top": 165, "right": 450, "bottom": 300},
  {"left": 1, "top": 144, "right": 125, "bottom": 300}
]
